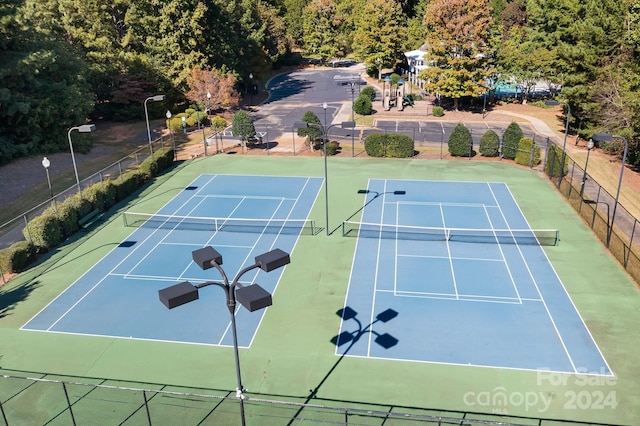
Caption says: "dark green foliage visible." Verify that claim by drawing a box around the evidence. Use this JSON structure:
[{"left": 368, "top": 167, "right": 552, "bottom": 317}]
[
  {"left": 479, "top": 130, "right": 500, "bottom": 157},
  {"left": 360, "top": 86, "right": 376, "bottom": 102},
  {"left": 298, "top": 111, "right": 323, "bottom": 141},
  {"left": 515, "top": 137, "right": 541, "bottom": 167},
  {"left": 56, "top": 200, "right": 81, "bottom": 238},
  {"left": 139, "top": 147, "right": 175, "bottom": 178},
  {"left": 433, "top": 106, "right": 444, "bottom": 117},
  {"left": 502, "top": 122, "right": 523, "bottom": 159},
  {"left": 447, "top": 124, "right": 473, "bottom": 157},
  {"left": 231, "top": 111, "right": 255, "bottom": 142},
  {"left": 544, "top": 144, "right": 567, "bottom": 178},
  {"left": 325, "top": 141, "right": 340, "bottom": 156},
  {"left": 113, "top": 171, "right": 146, "bottom": 201},
  {"left": 364, "top": 133, "right": 414, "bottom": 158},
  {"left": 354, "top": 95, "right": 372, "bottom": 115},
  {"left": 83, "top": 181, "right": 117, "bottom": 212},
  {"left": 0, "top": 241, "right": 36, "bottom": 273},
  {"left": 22, "top": 211, "right": 61, "bottom": 251}
]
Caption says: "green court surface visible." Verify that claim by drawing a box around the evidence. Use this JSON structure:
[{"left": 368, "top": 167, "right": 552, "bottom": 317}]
[{"left": 1, "top": 156, "right": 639, "bottom": 425}]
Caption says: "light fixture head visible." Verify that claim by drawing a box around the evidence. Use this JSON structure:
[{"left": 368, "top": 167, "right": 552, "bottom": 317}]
[
  {"left": 255, "top": 248, "right": 290, "bottom": 272},
  {"left": 592, "top": 133, "right": 612, "bottom": 142},
  {"left": 42, "top": 157, "right": 50, "bottom": 169},
  {"left": 587, "top": 139, "right": 595, "bottom": 150},
  {"left": 166, "top": 110, "right": 172, "bottom": 119},
  {"left": 159, "top": 281, "right": 199, "bottom": 309},
  {"left": 207, "top": 91, "right": 211, "bottom": 99},
  {"left": 77, "top": 124, "right": 96, "bottom": 133},
  {"left": 235, "top": 284, "right": 272, "bottom": 312},
  {"left": 192, "top": 246, "right": 223, "bottom": 270},
  {"left": 151, "top": 94, "right": 165, "bottom": 102}
]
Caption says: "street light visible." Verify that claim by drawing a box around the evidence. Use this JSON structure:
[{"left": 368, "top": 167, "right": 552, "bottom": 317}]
[
  {"left": 67, "top": 124, "right": 96, "bottom": 195},
  {"left": 249, "top": 73, "right": 253, "bottom": 105},
  {"left": 544, "top": 99, "right": 571, "bottom": 188},
  {"left": 166, "top": 111, "right": 175, "bottom": 159},
  {"left": 592, "top": 133, "right": 629, "bottom": 247},
  {"left": 294, "top": 116, "right": 355, "bottom": 236},
  {"left": 158, "top": 246, "right": 291, "bottom": 426},
  {"left": 42, "top": 157, "right": 53, "bottom": 199},
  {"left": 144, "top": 94, "right": 165, "bottom": 159},
  {"left": 579, "top": 139, "right": 595, "bottom": 201},
  {"left": 181, "top": 116, "right": 186, "bottom": 134}
]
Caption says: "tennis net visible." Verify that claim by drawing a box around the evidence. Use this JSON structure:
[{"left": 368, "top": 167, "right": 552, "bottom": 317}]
[
  {"left": 122, "top": 211, "right": 318, "bottom": 235},
  {"left": 342, "top": 221, "right": 559, "bottom": 246}
]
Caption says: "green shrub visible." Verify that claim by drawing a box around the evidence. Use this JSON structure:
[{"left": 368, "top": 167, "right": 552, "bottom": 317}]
[
  {"left": 56, "top": 200, "right": 81, "bottom": 238},
  {"left": 325, "top": 141, "right": 340, "bottom": 156},
  {"left": 479, "top": 130, "right": 500, "bottom": 157},
  {"left": 22, "top": 210, "right": 61, "bottom": 251},
  {"left": 544, "top": 144, "right": 567, "bottom": 178},
  {"left": 360, "top": 86, "right": 376, "bottom": 102},
  {"left": 433, "top": 106, "right": 444, "bottom": 117},
  {"left": 113, "top": 170, "right": 145, "bottom": 201},
  {"left": 232, "top": 110, "right": 255, "bottom": 141},
  {"left": 83, "top": 181, "right": 117, "bottom": 212},
  {"left": 502, "top": 122, "right": 523, "bottom": 159},
  {"left": 0, "top": 241, "right": 35, "bottom": 273},
  {"left": 364, "top": 133, "right": 414, "bottom": 157},
  {"left": 354, "top": 94, "right": 372, "bottom": 115},
  {"left": 139, "top": 147, "right": 174, "bottom": 178},
  {"left": 448, "top": 124, "right": 473, "bottom": 157},
  {"left": 298, "top": 111, "right": 323, "bottom": 141},
  {"left": 515, "top": 137, "right": 541, "bottom": 167}
]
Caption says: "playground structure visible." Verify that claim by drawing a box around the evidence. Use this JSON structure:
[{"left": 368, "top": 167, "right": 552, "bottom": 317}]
[{"left": 382, "top": 76, "right": 414, "bottom": 111}]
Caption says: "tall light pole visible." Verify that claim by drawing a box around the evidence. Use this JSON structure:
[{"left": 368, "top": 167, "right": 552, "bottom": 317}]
[
  {"left": 294, "top": 116, "right": 355, "bottom": 236},
  {"left": 144, "top": 94, "right": 165, "bottom": 159},
  {"left": 67, "top": 124, "right": 96, "bottom": 195},
  {"left": 249, "top": 73, "right": 253, "bottom": 105},
  {"left": 579, "top": 139, "right": 595, "bottom": 201},
  {"left": 545, "top": 99, "right": 571, "bottom": 188},
  {"left": 42, "top": 157, "right": 53, "bottom": 199},
  {"left": 158, "top": 246, "right": 291, "bottom": 426},
  {"left": 166, "top": 110, "right": 175, "bottom": 159},
  {"left": 349, "top": 83, "right": 356, "bottom": 157},
  {"left": 592, "top": 133, "right": 629, "bottom": 247}
]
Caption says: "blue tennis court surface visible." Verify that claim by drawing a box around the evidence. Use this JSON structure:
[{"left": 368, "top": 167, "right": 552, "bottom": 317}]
[
  {"left": 22, "top": 174, "right": 323, "bottom": 347},
  {"left": 339, "top": 179, "right": 612, "bottom": 375}
]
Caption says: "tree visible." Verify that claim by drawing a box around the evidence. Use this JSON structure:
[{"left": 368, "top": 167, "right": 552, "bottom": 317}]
[
  {"left": 298, "top": 111, "right": 323, "bottom": 145},
  {"left": 301, "top": 0, "right": 344, "bottom": 61},
  {"left": 419, "top": 0, "right": 495, "bottom": 110},
  {"left": 479, "top": 130, "right": 500, "bottom": 157},
  {"left": 501, "top": 122, "right": 523, "bottom": 159},
  {"left": 448, "top": 123, "right": 473, "bottom": 157},
  {"left": 352, "top": 0, "right": 405, "bottom": 73},
  {"left": 186, "top": 67, "right": 240, "bottom": 112},
  {"left": 231, "top": 110, "right": 255, "bottom": 143}
]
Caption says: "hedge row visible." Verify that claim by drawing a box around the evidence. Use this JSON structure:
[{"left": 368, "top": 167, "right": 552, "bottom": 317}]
[
  {"left": 364, "top": 133, "right": 414, "bottom": 158},
  {"left": 0, "top": 147, "right": 174, "bottom": 274}
]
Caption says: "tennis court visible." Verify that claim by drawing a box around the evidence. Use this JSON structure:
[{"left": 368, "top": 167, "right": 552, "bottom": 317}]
[
  {"left": 22, "top": 174, "right": 323, "bottom": 346},
  {"left": 2, "top": 156, "right": 637, "bottom": 425},
  {"left": 338, "top": 179, "right": 612, "bottom": 375}
]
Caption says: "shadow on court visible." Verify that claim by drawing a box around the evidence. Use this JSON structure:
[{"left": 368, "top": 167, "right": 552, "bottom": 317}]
[{"left": 286, "top": 306, "right": 399, "bottom": 425}]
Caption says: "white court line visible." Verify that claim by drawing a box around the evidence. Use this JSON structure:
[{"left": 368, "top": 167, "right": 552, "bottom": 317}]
[
  {"left": 491, "top": 183, "right": 580, "bottom": 373},
  {"left": 481, "top": 194, "right": 523, "bottom": 304},
  {"left": 440, "top": 203, "right": 460, "bottom": 300},
  {"left": 368, "top": 180, "right": 389, "bottom": 357},
  {"left": 398, "top": 253, "right": 504, "bottom": 262}
]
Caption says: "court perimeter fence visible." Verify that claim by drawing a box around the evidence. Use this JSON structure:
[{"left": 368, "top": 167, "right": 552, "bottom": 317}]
[
  {"left": 0, "top": 374, "right": 621, "bottom": 426},
  {"left": 2, "top": 124, "right": 640, "bottom": 288}
]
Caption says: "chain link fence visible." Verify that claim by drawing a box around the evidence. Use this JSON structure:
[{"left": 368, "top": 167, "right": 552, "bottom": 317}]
[{"left": 0, "top": 374, "right": 617, "bottom": 426}]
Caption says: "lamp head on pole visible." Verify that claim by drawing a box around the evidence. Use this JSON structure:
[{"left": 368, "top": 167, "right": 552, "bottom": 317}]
[
  {"left": 587, "top": 139, "right": 595, "bottom": 150},
  {"left": 166, "top": 110, "right": 172, "bottom": 119},
  {"left": 323, "top": 102, "right": 327, "bottom": 110},
  {"left": 150, "top": 94, "right": 165, "bottom": 102},
  {"left": 42, "top": 157, "right": 50, "bottom": 169},
  {"left": 77, "top": 124, "right": 96, "bottom": 133},
  {"left": 207, "top": 91, "right": 211, "bottom": 100}
]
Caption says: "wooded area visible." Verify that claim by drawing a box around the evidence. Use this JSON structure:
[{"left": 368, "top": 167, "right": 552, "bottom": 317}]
[{"left": 1, "top": 0, "right": 640, "bottom": 166}]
